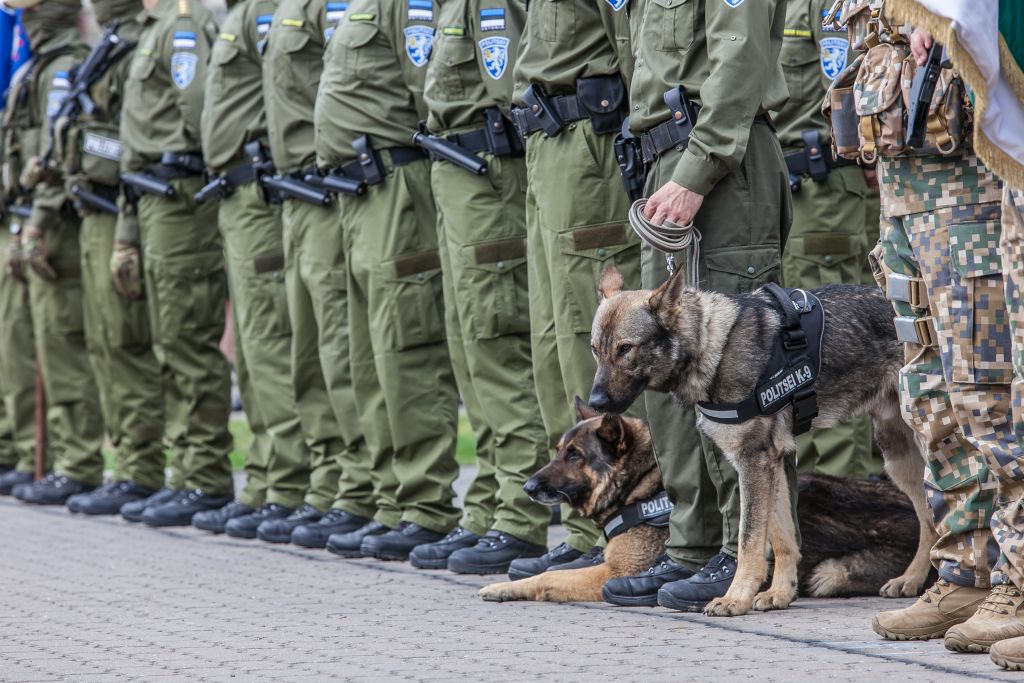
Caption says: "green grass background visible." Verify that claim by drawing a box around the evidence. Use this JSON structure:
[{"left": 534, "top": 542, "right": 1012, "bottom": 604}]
[{"left": 103, "top": 414, "right": 478, "bottom": 471}]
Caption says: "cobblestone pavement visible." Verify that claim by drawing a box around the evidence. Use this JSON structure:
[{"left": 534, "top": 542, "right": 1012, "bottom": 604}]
[{"left": 1, "top": 485, "right": 1021, "bottom": 683}]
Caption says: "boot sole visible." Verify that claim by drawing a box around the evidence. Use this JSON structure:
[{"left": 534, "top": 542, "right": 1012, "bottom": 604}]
[
  {"left": 991, "top": 652, "right": 1024, "bottom": 670},
  {"left": 409, "top": 556, "right": 450, "bottom": 570},
  {"left": 944, "top": 632, "right": 994, "bottom": 653},
  {"left": 871, "top": 616, "right": 950, "bottom": 641},
  {"left": 225, "top": 528, "right": 259, "bottom": 540},
  {"left": 292, "top": 537, "right": 329, "bottom": 549},
  {"left": 327, "top": 545, "right": 368, "bottom": 558},
  {"left": 506, "top": 568, "right": 536, "bottom": 582},
  {"left": 601, "top": 586, "right": 659, "bottom": 607},
  {"left": 362, "top": 549, "right": 411, "bottom": 561},
  {"left": 656, "top": 594, "right": 710, "bottom": 612},
  {"left": 446, "top": 559, "right": 512, "bottom": 575},
  {"left": 257, "top": 531, "right": 294, "bottom": 544},
  {"left": 192, "top": 523, "right": 226, "bottom": 534}
]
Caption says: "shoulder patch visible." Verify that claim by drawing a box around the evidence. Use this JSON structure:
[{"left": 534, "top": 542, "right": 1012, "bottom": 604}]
[
  {"left": 282, "top": 18, "right": 304, "bottom": 27},
  {"left": 479, "top": 8, "right": 505, "bottom": 31},
  {"left": 603, "top": 0, "right": 627, "bottom": 12},
  {"left": 46, "top": 88, "right": 68, "bottom": 118},
  {"left": 51, "top": 71, "right": 71, "bottom": 89},
  {"left": 820, "top": 36, "right": 848, "bottom": 80},
  {"left": 173, "top": 31, "right": 197, "bottom": 49},
  {"left": 722, "top": 0, "right": 743, "bottom": 6},
  {"left": 479, "top": 36, "right": 508, "bottom": 79},
  {"left": 408, "top": 0, "right": 432, "bottom": 22},
  {"left": 171, "top": 51, "right": 199, "bottom": 89},
  {"left": 403, "top": 25, "right": 433, "bottom": 66},
  {"left": 256, "top": 14, "right": 273, "bottom": 36},
  {"left": 326, "top": 3, "right": 348, "bottom": 23}
]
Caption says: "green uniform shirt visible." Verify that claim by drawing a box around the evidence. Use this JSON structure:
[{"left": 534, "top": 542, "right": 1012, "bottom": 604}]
[
  {"left": 773, "top": 0, "right": 851, "bottom": 153},
  {"left": 424, "top": 0, "right": 525, "bottom": 131},
  {"left": 315, "top": 0, "right": 435, "bottom": 166},
  {"left": 511, "top": 0, "right": 633, "bottom": 101},
  {"left": 262, "top": 0, "right": 334, "bottom": 175},
  {"left": 201, "top": 0, "right": 277, "bottom": 172},
  {"left": 120, "top": 0, "right": 217, "bottom": 173},
  {"left": 629, "top": 0, "right": 789, "bottom": 195}
]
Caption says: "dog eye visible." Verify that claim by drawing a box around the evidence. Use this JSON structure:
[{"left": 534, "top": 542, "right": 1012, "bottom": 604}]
[
  {"left": 617, "top": 343, "right": 633, "bottom": 358},
  {"left": 565, "top": 450, "right": 582, "bottom": 463}
]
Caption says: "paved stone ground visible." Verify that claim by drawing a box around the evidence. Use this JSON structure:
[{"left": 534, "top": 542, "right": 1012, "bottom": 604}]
[{"left": 2, "top": 478, "right": 1021, "bottom": 683}]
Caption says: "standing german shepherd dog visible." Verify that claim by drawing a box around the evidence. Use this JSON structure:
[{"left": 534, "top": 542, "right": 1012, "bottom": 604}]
[
  {"left": 478, "top": 401, "right": 923, "bottom": 604},
  {"left": 586, "top": 266, "right": 936, "bottom": 617}
]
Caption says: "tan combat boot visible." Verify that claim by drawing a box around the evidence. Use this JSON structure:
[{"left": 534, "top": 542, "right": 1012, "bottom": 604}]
[
  {"left": 991, "top": 635, "right": 1024, "bottom": 670},
  {"left": 871, "top": 579, "right": 989, "bottom": 640},
  {"left": 944, "top": 584, "right": 1024, "bottom": 653}
]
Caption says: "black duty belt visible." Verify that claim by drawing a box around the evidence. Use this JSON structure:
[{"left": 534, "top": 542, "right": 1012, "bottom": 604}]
[
  {"left": 340, "top": 145, "right": 427, "bottom": 186},
  {"left": 219, "top": 160, "right": 260, "bottom": 190},
  {"left": 784, "top": 130, "right": 856, "bottom": 182},
  {"left": 603, "top": 491, "right": 673, "bottom": 542},
  {"left": 640, "top": 110, "right": 774, "bottom": 165},
  {"left": 511, "top": 94, "right": 587, "bottom": 137},
  {"left": 149, "top": 151, "right": 205, "bottom": 180},
  {"left": 446, "top": 126, "right": 523, "bottom": 157}
]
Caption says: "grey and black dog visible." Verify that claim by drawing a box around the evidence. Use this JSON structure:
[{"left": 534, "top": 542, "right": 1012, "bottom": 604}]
[{"left": 588, "top": 265, "right": 937, "bottom": 617}]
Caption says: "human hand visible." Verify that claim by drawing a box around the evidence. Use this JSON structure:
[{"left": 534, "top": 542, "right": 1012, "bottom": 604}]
[
  {"left": 910, "top": 28, "right": 933, "bottom": 66},
  {"left": 643, "top": 180, "right": 704, "bottom": 227},
  {"left": 110, "top": 240, "right": 143, "bottom": 300},
  {"left": 22, "top": 224, "right": 57, "bottom": 281}
]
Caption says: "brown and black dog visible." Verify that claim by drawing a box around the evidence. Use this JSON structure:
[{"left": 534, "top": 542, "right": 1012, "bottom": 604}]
[
  {"left": 585, "top": 266, "right": 936, "bottom": 616},
  {"left": 479, "top": 399, "right": 924, "bottom": 603}
]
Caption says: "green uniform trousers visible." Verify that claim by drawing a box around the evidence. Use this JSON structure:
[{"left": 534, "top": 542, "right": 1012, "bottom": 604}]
[
  {"left": 282, "top": 198, "right": 374, "bottom": 515},
  {"left": 232, "top": 323, "right": 271, "bottom": 507},
  {"left": 641, "top": 126, "right": 795, "bottom": 569},
  {"left": 219, "top": 182, "right": 310, "bottom": 509},
  {"left": 523, "top": 119, "right": 643, "bottom": 552},
  {"left": 80, "top": 210, "right": 165, "bottom": 491},
  {"left": 28, "top": 215, "right": 104, "bottom": 485},
  {"left": 432, "top": 149, "right": 550, "bottom": 547},
  {"left": 340, "top": 152, "right": 460, "bottom": 534},
  {"left": 137, "top": 176, "right": 233, "bottom": 496},
  {"left": 783, "top": 165, "right": 883, "bottom": 478},
  {"left": 0, "top": 231, "right": 36, "bottom": 473}
]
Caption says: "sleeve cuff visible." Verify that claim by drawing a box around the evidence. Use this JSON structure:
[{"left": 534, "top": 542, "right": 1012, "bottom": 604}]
[
  {"left": 669, "top": 150, "right": 728, "bottom": 197},
  {"left": 114, "top": 211, "right": 141, "bottom": 244}
]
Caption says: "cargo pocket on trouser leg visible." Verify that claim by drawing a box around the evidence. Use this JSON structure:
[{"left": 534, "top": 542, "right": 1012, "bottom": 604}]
[
  {"left": 559, "top": 223, "right": 641, "bottom": 334},
  {"left": 786, "top": 234, "right": 863, "bottom": 287},
  {"left": 239, "top": 250, "right": 291, "bottom": 342},
  {"left": 704, "top": 246, "right": 780, "bottom": 294},
  {"left": 383, "top": 250, "right": 446, "bottom": 351},
  {"left": 150, "top": 250, "right": 227, "bottom": 346},
  {"left": 462, "top": 236, "right": 530, "bottom": 340}
]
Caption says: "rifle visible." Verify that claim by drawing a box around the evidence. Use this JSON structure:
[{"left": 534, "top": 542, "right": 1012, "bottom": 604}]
[
  {"left": 70, "top": 184, "right": 119, "bottom": 214},
  {"left": 43, "top": 21, "right": 135, "bottom": 164},
  {"left": 412, "top": 125, "right": 488, "bottom": 176},
  {"left": 906, "top": 41, "right": 948, "bottom": 149}
]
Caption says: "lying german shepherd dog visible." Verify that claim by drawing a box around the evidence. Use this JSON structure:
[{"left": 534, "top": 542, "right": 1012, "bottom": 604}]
[
  {"left": 478, "top": 401, "right": 923, "bottom": 604},
  {"left": 581, "top": 266, "right": 936, "bottom": 616}
]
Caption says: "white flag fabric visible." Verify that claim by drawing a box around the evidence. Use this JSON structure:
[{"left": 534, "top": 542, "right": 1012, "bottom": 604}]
[{"left": 889, "top": 0, "right": 1024, "bottom": 188}]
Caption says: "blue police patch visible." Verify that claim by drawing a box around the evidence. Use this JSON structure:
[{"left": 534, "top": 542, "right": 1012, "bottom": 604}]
[
  {"left": 479, "top": 36, "right": 508, "bottom": 80},
  {"left": 722, "top": 0, "right": 743, "bottom": 6},
  {"left": 407, "top": 0, "right": 432, "bottom": 22},
  {"left": 404, "top": 25, "right": 433, "bottom": 66},
  {"left": 256, "top": 15, "right": 273, "bottom": 36},
  {"left": 820, "top": 36, "right": 848, "bottom": 80},
  {"left": 603, "top": 0, "right": 627, "bottom": 11},
  {"left": 171, "top": 52, "right": 199, "bottom": 89},
  {"left": 479, "top": 8, "right": 505, "bottom": 31}
]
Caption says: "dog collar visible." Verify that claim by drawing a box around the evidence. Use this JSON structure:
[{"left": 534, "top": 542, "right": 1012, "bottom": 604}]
[
  {"left": 602, "top": 491, "right": 673, "bottom": 542},
  {"left": 696, "top": 283, "right": 824, "bottom": 436}
]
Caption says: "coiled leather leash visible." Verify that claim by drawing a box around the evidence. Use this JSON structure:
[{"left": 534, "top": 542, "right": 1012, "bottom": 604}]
[{"left": 627, "top": 198, "right": 701, "bottom": 285}]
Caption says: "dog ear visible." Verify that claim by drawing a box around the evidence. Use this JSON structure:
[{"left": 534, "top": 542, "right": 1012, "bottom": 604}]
[
  {"left": 574, "top": 395, "right": 599, "bottom": 423},
  {"left": 596, "top": 414, "right": 625, "bottom": 450},
  {"left": 597, "top": 265, "right": 625, "bottom": 301},
  {"left": 648, "top": 267, "right": 688, "bottom": 317}
]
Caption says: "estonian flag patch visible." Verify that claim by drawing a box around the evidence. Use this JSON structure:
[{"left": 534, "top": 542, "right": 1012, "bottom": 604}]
[
  {"left": 52, "top": 71, "right": 71, "bottom": 89},
  {"left": 407, "top": 0, "right": 432, "bottom": 22},
  {"left": 326, "top": 2, "right": 348, "bottom": 23},
  {"left": 172, "top": 31, "right": 197, "bottom": 49},
  {"left": 479, "top": 8, "right": 505, "bottom": 31},
  {"left": 256, "top": 15, "right": 273, "bottom": 36}
]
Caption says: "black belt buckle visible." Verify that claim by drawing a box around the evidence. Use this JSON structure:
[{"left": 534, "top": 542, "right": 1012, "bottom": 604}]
[
  {"left": 483, "top": 107, "right": 513, "bottom": 156},
  {"left": 521, "top": 84, "right": 565, "bottom": 138},
  {"left": 352, "top": 135, "right": 384, "bottom": 185}
]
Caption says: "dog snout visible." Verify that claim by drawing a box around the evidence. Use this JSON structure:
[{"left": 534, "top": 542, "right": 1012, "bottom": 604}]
[
  {"left": 523, "top": 477, "right": 540, "bottom": 498},
  {"left": 588, "top": 387, "right": 611, "bottom": 412}
]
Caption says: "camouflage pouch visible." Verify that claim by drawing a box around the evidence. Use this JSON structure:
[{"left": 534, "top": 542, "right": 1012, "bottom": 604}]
[
  {"left": 900, "top": 59, "right": 967, "bottom": 157},
  {"left": 823, "top": 53, "right": 864, "bottom": 160},
  {"left": 854, "top": 41, "right": 909, "bottom": 162}
]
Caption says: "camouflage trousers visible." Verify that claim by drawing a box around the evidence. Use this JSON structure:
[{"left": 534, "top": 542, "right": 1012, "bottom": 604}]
[
  {"left": 995, "top": 184, "right": 1024, "bottom": 588},
  {"left": 878, "top": 155, "right": 1013, "bottom": 588}
]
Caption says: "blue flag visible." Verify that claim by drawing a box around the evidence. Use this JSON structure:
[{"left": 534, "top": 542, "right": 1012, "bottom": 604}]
[{"left": 0, "top": 9, "right": 31, "bottom": 110}]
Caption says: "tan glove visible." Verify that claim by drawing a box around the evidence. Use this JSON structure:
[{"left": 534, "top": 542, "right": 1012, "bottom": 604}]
[
  {"left": 22, "top": 224, "right": 57, "bottom": 281},
  {"left": 5, "top": 230, "right": 25, "bottom": 282},
  {"left": 110, "top": 240, "right": 143, "bottom": 300}
]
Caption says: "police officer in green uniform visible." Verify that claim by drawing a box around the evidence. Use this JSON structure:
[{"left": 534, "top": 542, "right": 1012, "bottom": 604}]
[
  {"left": 119, "top": 0, "right": 235, "bottom": 526},
  {"left": 315, "top": 0, "right": 463, "bottom": 560},
  {"left": 603, "top": 0, "right": 793, "bottom": 611},
  {"left": 776, "top": 0, "right": 882, "bottom": 479},
  {"left": 504, "top": 0, "right": 641, "bottom": 580},
  {"left": 407, "top": 0, "right": 550, "bottom": 574},
  {"left": 2, "top": 0, "right": 105, "bottom": 506},
  {"left": 259, "top": 0, "right": 379, "bottom": 548},
  {"left": 35, "top": 0, "right": 170, "bottom": 516},
  {"left": 190, "top": 0, "right": 316, "bottom": 540}
]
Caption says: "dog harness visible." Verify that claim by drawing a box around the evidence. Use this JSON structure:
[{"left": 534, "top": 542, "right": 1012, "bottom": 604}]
[
  {"left": 602, "top": 491, "right": 673, "bottom": 542},
  {"left": 695, "top": 283, "right": 825, "bottom": 436}
]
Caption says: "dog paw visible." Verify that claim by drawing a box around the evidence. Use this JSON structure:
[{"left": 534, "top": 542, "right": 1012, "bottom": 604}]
[
  {"left": 880, "top": 574, "right": 926, "bottom": 598},
  {"left": 752, "top": 589, "right": 795, "bottom": 612},
  {"left": 703, "top": 596, "right": 752, "bottom": 617},
  {"left": 479, "top": 583, "right": 520, "bottom": 602}
]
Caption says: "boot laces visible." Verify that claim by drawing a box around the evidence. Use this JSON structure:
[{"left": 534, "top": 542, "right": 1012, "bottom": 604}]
[
  {"left": 920, "top": 579, "right": 952, "bottom": 604},
  {"left": 978, "top": 584, "right": 1022, "bottom": 615}
]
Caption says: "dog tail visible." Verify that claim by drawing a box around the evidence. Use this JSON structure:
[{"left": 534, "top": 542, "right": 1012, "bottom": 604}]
[{"left": 804, "top": 550, "right": 912, "bottom": 597}]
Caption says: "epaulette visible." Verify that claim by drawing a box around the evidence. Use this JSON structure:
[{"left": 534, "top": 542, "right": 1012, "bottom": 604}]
[{"left": 178, "top": 0, "right": 190, "bottom": 16}]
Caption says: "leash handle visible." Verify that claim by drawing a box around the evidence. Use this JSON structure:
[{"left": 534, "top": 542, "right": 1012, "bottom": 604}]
[{"left": 627, "top": 198, "right": 701, "bottom": 287}]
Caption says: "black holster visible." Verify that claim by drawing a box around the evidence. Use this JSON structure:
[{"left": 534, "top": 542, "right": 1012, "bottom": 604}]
[
  {"left": 520, "top": 84, "right": 565, "bottom": 137},
  {"left": 483, "top": 107, "right": 516, "bottom": 157},
  {"left": 352, "top": 135, "right": 385, "bottom": 185},
  {"left": 614, "top": 117, "right": 646, "bottom": 202}
]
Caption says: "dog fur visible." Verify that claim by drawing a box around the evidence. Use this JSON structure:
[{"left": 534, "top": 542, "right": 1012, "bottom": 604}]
[
  {"left": 587, "top": 266, "right": 936, "bottom": 616},
  {"left": 478, "top": 400, "right": 924, "bottom": 603}
]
